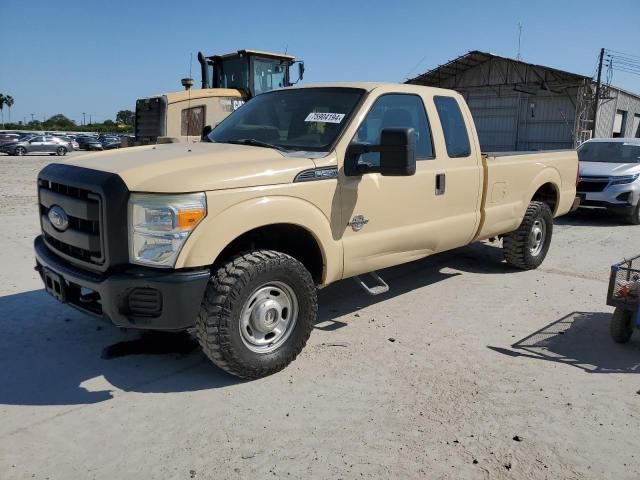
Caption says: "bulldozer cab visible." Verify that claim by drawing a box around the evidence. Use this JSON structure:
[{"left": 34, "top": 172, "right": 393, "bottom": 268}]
[
  {"left": 200, "top": 49, "right": 303, "bottom": 96},
  {"left": 133, "top": 49, "right": 303, "bottom": 145}
]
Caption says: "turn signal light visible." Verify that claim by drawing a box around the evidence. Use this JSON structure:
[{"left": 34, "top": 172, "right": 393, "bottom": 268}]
[{"left": 177, "top": 208, "right": 206, "bottom": 229}]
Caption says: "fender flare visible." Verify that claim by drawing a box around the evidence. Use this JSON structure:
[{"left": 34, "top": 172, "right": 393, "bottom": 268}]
[
  {"left": 175, "top": 195, "right": 343, "bottom": 284},
  {"left": 525, "top": 167, "right": 561, "bottom": 215}
]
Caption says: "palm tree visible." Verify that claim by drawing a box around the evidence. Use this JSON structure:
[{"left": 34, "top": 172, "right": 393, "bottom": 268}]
[
  {"left": 0, "top": 94, "right": 5, "bottom": 128},
  {"left": 5, "top": 96, "right": 14, "bottom": 124}
]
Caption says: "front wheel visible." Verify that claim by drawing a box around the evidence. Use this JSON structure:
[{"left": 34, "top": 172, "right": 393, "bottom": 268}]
[
  {"left": 15, "top": 146, "right": 26, "bottom": 156},
  {"left": 610, "top": 307, "right": 634, "bottom": 343},
  {"left": 56, "top": 147, "right": 66, "bottom": 156},
  {"left": 196, "top": 250, "right": 317, "bottom": 379},
  {"left": 503, "top": 201, "right": 553, "bottom": 270}
]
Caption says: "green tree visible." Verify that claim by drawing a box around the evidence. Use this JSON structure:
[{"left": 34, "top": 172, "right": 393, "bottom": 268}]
[
  {"left": 116, "top": 109, "right": 134, "bottom": 125},
  {"left": 43, "top": 114, "right": 77, "bottom": 130},
  {"left": 4, "top": 95, "right": 13, "bottom": 124}
]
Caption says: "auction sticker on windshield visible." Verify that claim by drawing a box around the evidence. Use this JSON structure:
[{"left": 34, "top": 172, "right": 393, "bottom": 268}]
[{"left": 305, "top": 112, "right": 345, "bottom": 123}]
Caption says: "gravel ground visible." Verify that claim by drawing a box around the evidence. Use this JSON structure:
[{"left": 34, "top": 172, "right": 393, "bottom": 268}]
[{"left": 0, "top": 153, "right": 639, "bottom": 480}]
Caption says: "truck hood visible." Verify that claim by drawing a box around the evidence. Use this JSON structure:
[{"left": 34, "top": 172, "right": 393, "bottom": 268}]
[
  {"left": 579, "top": 161, "right": 640, "bottom": 177},
  {"left": 64, "top": 142, "right": 316, "bottom": 192}
]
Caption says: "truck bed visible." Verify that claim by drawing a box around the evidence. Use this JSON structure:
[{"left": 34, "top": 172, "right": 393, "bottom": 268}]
[{"left": 475, "top": 149, "right": 578, "bottom": 240}]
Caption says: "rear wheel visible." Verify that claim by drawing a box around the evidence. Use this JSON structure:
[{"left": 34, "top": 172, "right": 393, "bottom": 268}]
[
  {"left": 196, "top": 250, "right": 317, "bottom": 379},
  {"left": 15, "top": 146, "right": 26, "bottom": 156},
  {"left": 56, "top": 147, "right": 66, "bottom": 156},
  {"left": 610, "top": 307, "right": 634, "bottom": 343},
  {"left": 503, "top": 201, "right": 553, "bottom": 270}
]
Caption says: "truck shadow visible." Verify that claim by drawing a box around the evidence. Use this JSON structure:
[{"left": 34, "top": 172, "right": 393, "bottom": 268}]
[
  {"left": 0, "top": 242, "right": 521, "bottom": 406},
  {"left": 555, "top": 209, "right": 629, "bottom": 228},
  {"left": 317, "top": 241, "right": 517, "bottom": 326},
  {"left": 0, "top": 290, "right": 240, "bottom": 406},
  {"left": 488, "top": 311, "right": 640, "bottom": 373}
]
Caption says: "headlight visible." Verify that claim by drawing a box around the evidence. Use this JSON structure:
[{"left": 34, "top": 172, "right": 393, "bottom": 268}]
[
  {"left": 128, "top": 193, "right": 207, "bottom": 267},
  {"left": 610, "top": 174, "right": 640, "bottom": 186}
]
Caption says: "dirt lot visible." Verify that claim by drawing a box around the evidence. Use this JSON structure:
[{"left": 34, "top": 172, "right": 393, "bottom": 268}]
[{"left": 1, "top": 153, "right": 639, "bottom": 480}]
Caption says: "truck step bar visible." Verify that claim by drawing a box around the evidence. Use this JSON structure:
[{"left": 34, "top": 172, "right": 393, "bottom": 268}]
[{"left": 354, "top": 272, "right": 390, "bottom": 296}]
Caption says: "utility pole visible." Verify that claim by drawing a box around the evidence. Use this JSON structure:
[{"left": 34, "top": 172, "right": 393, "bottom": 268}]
[
  {"left": 82, "top": 112, "right": 86, "bottom": 126},
  {"left": 30, "top": 113, "right": 34, "bottom": 122},
  {"left": 592, "top": 48, "right": 605, "bottom": 138}
]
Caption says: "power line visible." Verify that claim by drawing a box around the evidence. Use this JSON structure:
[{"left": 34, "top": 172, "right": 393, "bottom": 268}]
[{"left": 606, "top": 48, "right": 640, "bottom": 60}]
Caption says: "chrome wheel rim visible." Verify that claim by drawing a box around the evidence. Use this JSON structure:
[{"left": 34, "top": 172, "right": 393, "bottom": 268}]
[
  {"left": 529, "top": 219, "right": 546, "bottom": 256},
  {"left": 239, "top": 281, "right": 298, "bottom": 353},
  {"left": 16, "top": 148, "right": 24, "bottom": 156}
]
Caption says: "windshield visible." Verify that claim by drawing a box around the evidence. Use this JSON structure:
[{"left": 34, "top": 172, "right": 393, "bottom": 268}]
[
  {"left": 253, "top": 58, "right": 287, "bottom": 95},
  {"left": 218, "top": 57, "right": 249, "bottom": 91},
  {"left": 209, "top": 87, "right": 365, "bottom": 152},
  {"left": 578, "top": 141, "right": 640, "bottom": 163}
]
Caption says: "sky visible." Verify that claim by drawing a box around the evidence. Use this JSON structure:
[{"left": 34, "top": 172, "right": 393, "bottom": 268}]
[{"left": 1, "top": 0, "right": 639, "bottom": 125}]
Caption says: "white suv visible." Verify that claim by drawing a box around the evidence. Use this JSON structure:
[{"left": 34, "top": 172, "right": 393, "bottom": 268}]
[{"left": 577, "top": 138, "right": 640, "bottom": 224}]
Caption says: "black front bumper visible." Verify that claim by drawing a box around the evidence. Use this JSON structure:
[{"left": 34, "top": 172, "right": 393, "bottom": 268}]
[{"left": 34, "top": 235, "right": 210, "bottom": 330}]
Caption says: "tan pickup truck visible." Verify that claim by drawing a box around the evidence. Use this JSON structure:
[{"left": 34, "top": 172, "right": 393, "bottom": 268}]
[{"left": 34, "top": 83, "right": 578, "bottom": 378}]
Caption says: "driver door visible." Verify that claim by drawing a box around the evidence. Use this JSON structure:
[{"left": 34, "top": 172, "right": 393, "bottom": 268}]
[
  {"left": 29, "top": 136, "right": 46, "bottom": 152},
  {"left": 340, "top": 93, "right": 437, "bottom": 278}
]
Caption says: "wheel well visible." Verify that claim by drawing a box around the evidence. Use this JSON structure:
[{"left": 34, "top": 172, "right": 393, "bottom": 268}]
[
  {"left": 213, "top": 224, "right": 324, "bottom": 284},
  {"left": 531, "top": 183, "right": 558, "bottom": 214}
]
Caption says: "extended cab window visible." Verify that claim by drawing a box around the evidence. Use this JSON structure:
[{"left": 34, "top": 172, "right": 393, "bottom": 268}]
[
  {"left": 354, "top": 94, "right": 433, "bottom": 167},
  {"left": 434, "top": 96, "right": 471, "bottom": 158}
]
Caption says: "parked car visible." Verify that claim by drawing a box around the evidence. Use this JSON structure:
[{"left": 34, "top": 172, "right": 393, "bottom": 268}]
[
  {"left": 76, "top": 136, "right": 104, "bottom": 151},
  {"left": 0, "top": 135, "right": 70, "bottom": 156},
  {"left": 101, "top": 137, "right": 121, "bottom": 150},
  {"left": 577, "top": 138, "right": 640, "bottom": 224},
  {"left": 0, "top": 134, "right": 20, "bottom": 145},
  {"left": 47, "top": 136, "right": 75, "bottom": 153},
  {"left": 54, "top": 135, "right": 80, "bottom": 151}
]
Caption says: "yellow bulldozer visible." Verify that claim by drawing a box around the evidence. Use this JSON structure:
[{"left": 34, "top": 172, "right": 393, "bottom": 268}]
[{"left": 133, "top": 49, "right": 304, "bottom": 145}]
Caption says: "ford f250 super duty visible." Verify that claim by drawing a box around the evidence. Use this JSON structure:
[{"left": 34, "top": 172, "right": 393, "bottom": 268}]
[{"left": 34, "top": 83, "right": 579, "bottom": 378}]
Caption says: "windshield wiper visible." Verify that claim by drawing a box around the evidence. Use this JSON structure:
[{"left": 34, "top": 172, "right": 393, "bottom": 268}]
[{"left": 223, "top": 139, "right": 288, "bottom": 152}]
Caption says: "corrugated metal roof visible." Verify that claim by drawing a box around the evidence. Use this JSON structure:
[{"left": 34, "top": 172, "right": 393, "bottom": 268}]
[{"left": 408, "top": 50, "right": 590, "bottom": 86}]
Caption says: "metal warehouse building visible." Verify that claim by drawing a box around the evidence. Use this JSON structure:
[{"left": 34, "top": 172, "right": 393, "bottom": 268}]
[{"left": 407, "top": 51, "right": 640, "bottom": 151}]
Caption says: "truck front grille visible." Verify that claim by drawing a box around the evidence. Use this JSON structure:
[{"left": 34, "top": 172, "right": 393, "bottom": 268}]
[
  {"left": 38, "top": 179, "right": 104, "bottom": 265},
  {"left": 577, "top": 176, "right": 609, "bottom": 193}
]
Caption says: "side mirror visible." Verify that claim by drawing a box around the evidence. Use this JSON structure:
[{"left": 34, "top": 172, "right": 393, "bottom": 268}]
[
  {"left": 378, "top": 128, "right": 417, "bottom": 176},
  {"left": 345, "top": 128, "right": 417, "bottom": 177},
  {"left": 289, "top": 61, "right": 305, "bottom": 85}
]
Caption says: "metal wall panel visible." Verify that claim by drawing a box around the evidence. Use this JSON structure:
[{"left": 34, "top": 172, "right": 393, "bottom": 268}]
[
  {"left": 516, "top": 93, "right": 576, "bottom": 150},
  {"left": 596, "top": 89, "right": 640, "bottom": 138},
  {"left": 466, "top": 93, "right": 519, "bottom": 150},
  {"left": 464, "top": 87, "right": 576, "bottom": 151}
]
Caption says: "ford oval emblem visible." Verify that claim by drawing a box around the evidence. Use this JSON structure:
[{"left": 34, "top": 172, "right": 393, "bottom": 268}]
[{"left": 48, "top": 205, "right": 69, "bottom": 231}]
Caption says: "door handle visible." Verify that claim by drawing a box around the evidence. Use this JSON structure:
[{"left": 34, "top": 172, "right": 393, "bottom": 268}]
[{"left": 435, "top": 173, "right": 446, "bottom": 195}]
